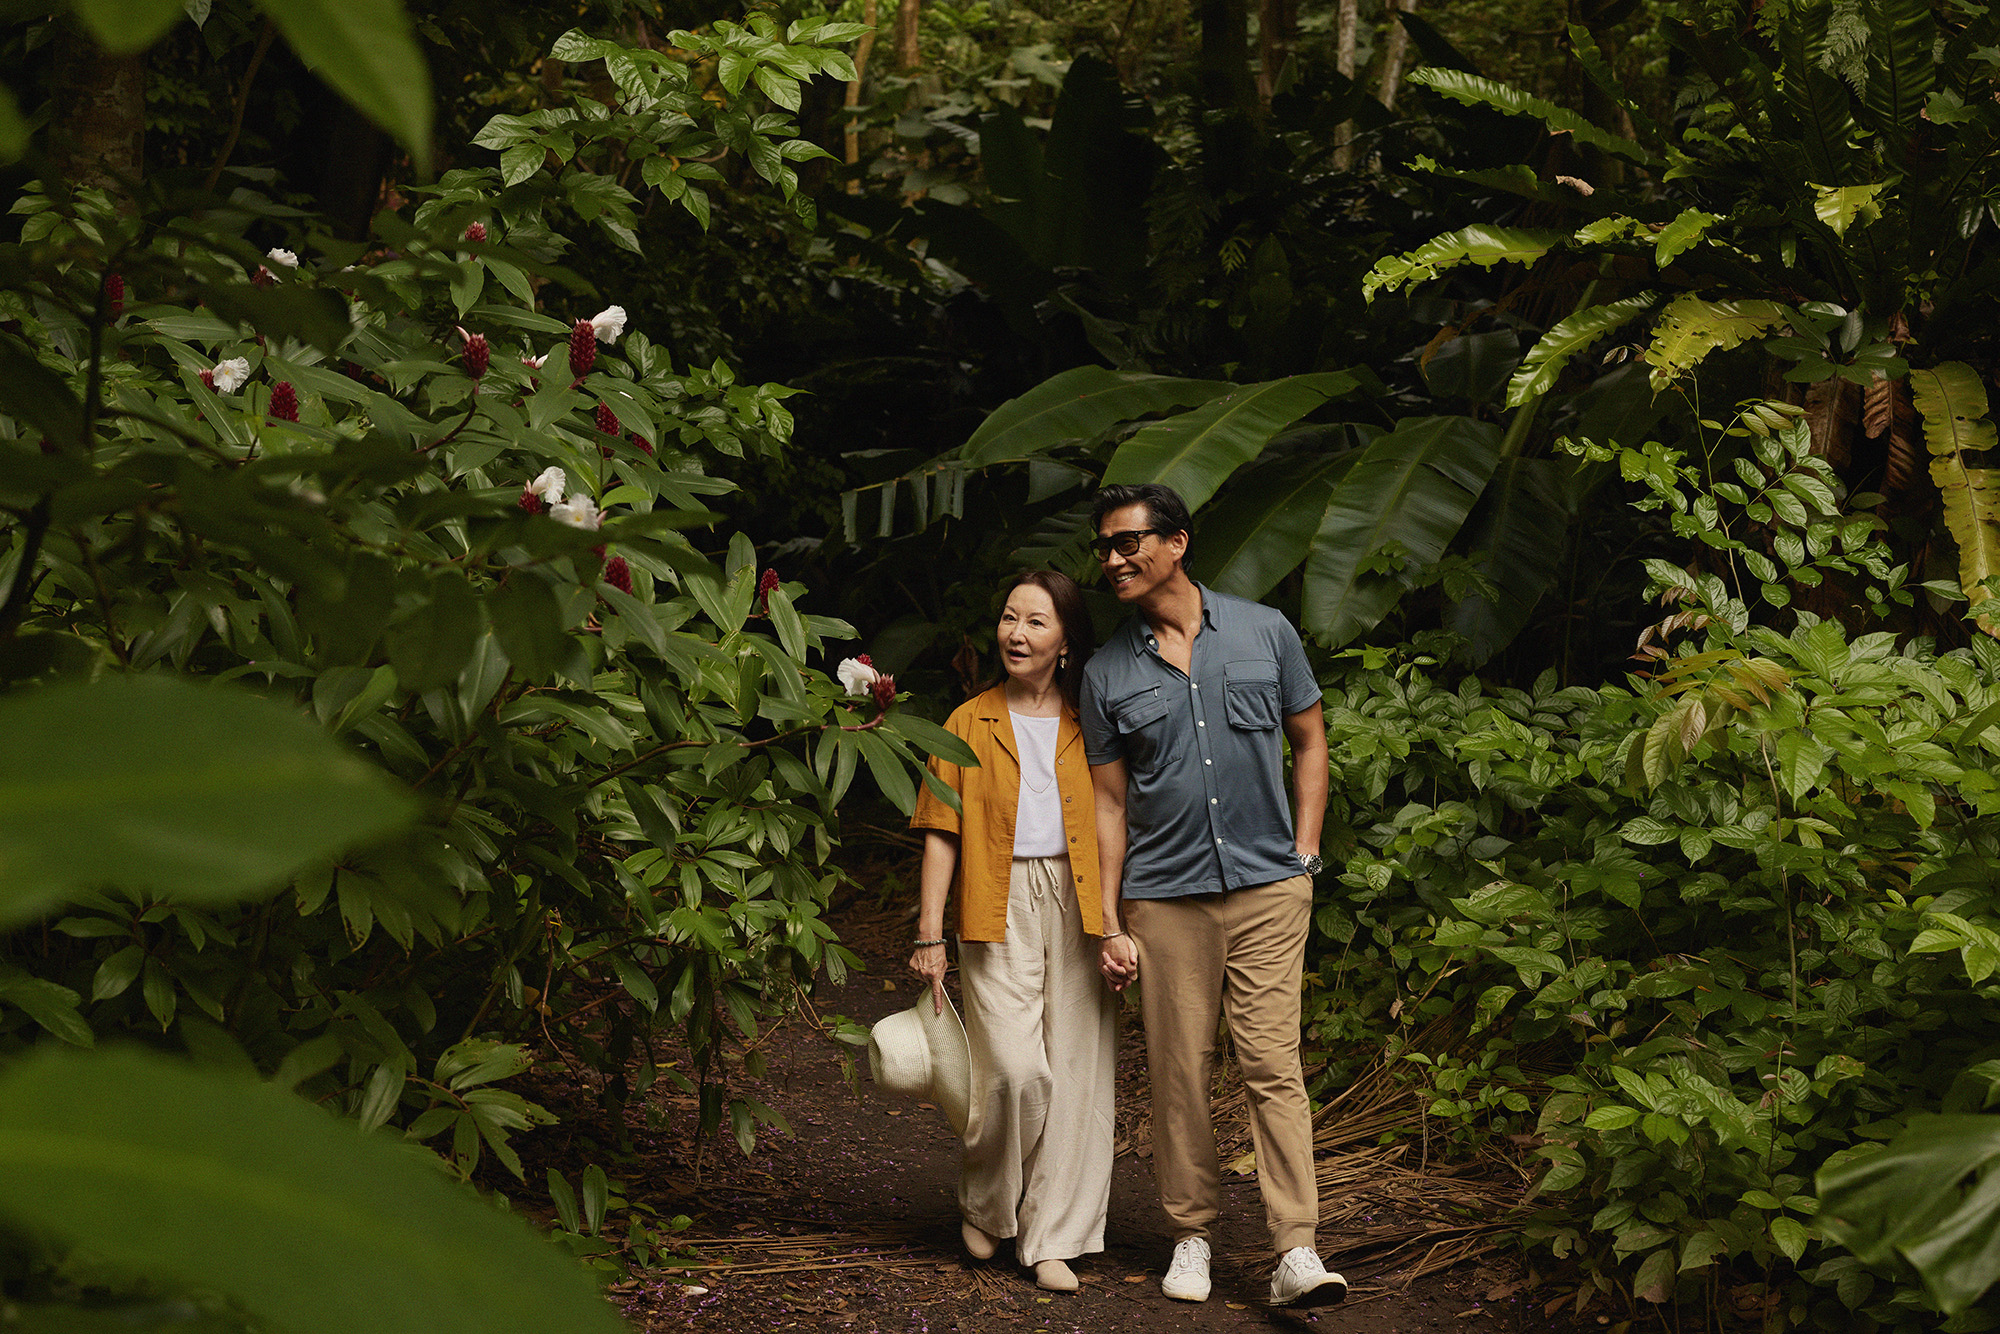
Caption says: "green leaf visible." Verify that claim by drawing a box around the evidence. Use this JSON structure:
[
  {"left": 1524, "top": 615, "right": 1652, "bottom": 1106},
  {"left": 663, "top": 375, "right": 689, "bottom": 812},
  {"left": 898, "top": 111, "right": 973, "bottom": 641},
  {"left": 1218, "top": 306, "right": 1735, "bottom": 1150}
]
[
  {"left": 878, "top": 712, "right": 978, "bottom": 767},
  {"left": 0, "top": 676, "right": 415, "bottom": 926},
  {"left": 69, "top": 0, "right": 184, "bottom": 52},
  {"left": 384, "top": 574, "right": 480, "bottom": 695},
  {"left": 0, "top": 1048, "right": 625, "bottom": 1334},
  {"left": 1860, "top": 0, "right": 1936, "bottom": 158},
  {"left": 1770, "top": 1215, "right": 1811, "bottom": 1263},
  {"left": 1301, "top": 416, "right": 1505, "bottom": 647},
  {"left": 256, "top": 0, "right": 434, "bottom": 174},
  {"left": 1363, "top": 224, "right": 1563, "bottom": 300},
  {"left": 1190, "top": 447, "right": 1361, "bottom": 602},
  {"left": 1102, "top": 372, "right": 1356, "bottom": 512},
  {"left": 1406, "top": 67, "right": 1651, "bottom": 164},
  {"left": 0, "top": 84, "right": 25, "bottom": 162},
  {"left": 961, "top": 366, "right": 1229, "bottom": 468},
  {"left": 0, "top": 973, "right": 93, "bottom": 1046},
  {"left": 1585, "top": 1105, "right": 1643, "bottom": 1130},
  {"left": 854, "top": 730, "right": 917, "bottom": 815},
  {"left": 1819, "top": 1115, "right": 2000, "bottom": 1313},
  {"left": 1813, "top": 183, "right": 1888, "bottom": 238},
  {"left": 1508, "top": 295, "right": 1658, "bottom": 408},
  {"left": 1445, "top": 457, "right": 1573, "bottom": 665},
  {"left": 0, "top": 332, "right": 86, "bottom": 449}
]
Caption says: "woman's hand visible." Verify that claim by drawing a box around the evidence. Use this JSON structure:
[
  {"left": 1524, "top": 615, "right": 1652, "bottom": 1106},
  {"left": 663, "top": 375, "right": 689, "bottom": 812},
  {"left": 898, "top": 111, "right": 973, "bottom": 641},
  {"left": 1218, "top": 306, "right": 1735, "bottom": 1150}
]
[
  {"left": 908, "top": 941, "right": 949, "bottom": 1014},
  {"left": 1099, "top": 933, "right": 1138, "bottom": 991}
]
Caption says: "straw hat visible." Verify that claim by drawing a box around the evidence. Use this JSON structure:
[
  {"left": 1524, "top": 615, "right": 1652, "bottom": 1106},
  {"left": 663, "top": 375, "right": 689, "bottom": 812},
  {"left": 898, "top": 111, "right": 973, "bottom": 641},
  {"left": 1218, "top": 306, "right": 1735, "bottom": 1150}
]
[{"left": 867, "top": 991, "right": 972, "bottom": 1136}]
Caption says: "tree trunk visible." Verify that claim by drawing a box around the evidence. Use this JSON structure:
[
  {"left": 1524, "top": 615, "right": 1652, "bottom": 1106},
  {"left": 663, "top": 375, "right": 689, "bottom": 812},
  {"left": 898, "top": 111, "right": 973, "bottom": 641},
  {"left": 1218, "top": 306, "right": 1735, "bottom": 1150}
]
[
  {"left": 894, "top": 0, "right": 921, "bottom": 72},
  {"left": 1256, "top": 0, "right": 1298, "bottom": 102},
  {"left": 1197, "top": 0, "right": 1255, "bottom": 114},
  {"left": 1377, "top": 0, "right": 1419, "bottom": 110},
  {"left": 844, "top": 0, "right": 879, "bottom": 191},
  {"left": 47, "top": 21, "right": 145, "bottom": 196},
  {"left": 1332, "top": 0, "right": 1358, "bottom": 167}
]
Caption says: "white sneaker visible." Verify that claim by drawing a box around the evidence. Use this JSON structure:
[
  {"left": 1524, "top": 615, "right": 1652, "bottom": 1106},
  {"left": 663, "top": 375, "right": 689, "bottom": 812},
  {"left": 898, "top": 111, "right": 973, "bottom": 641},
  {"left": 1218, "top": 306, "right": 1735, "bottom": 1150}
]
[
  {"left": 1162, "top": 1236, "right": 1211, "bottom": 1302},
  {"left": 1269, "top": 1246, "right": 1347, "bottom": 1307}
]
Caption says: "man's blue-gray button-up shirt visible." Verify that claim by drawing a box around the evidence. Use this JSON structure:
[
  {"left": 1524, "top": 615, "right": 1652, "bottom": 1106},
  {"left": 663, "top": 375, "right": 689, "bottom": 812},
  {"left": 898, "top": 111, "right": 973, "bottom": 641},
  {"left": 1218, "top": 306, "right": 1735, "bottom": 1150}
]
[{"left": 1081, "top": 585, "right": 1321, "bottom": 899}]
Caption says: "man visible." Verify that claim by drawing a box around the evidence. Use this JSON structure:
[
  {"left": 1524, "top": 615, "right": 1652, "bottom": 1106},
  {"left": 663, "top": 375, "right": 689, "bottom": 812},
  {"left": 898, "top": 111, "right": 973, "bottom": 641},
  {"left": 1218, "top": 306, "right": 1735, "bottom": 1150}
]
[{"left": 1083, "top": 482, "right": 1344, "bottom": 1309}]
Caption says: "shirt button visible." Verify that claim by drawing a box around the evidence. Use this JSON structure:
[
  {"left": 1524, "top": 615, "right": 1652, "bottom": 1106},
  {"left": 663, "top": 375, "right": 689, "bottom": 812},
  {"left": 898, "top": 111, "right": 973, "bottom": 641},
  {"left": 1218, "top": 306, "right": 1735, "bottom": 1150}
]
[
  {"left": 1204, "top": 759, "right": 1212, "bottom": 765},
  {"left": 1197, "top": 720, "right": 1205, "bottom": 727},
  {"left": 1215, "top": 837, "right": 1223, "bottom": 844},
  {"left": 1211, "top": 798, "right": 1218, "bottom": 805},
  {"left": 1192, "top": 683, "right": 1199, "bottom": 689}
]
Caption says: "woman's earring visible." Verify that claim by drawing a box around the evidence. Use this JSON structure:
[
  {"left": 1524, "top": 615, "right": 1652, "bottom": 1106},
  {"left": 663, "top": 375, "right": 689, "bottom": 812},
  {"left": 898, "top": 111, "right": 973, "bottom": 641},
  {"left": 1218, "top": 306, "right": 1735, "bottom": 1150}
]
[{"left": 1058, "top": 651, "right": 1069, "bottom": 670}]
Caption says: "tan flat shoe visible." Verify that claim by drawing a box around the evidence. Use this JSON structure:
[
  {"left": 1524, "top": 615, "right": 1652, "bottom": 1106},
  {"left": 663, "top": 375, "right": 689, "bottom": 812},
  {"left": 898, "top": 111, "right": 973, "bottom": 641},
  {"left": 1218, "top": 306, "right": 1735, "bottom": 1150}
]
[
  {"left": 961, "top": 1220, "right": 998, "bottom": 1259},
  {"left": 1034, "top": 1259, "right": 1078, "bottom": 1292}
]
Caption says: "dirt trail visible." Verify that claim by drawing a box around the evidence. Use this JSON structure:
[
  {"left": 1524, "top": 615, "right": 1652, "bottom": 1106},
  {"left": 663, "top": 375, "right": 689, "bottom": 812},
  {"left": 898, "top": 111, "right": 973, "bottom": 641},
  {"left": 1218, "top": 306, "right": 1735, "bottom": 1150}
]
[{"left": 543, "top": 884, "right": 1586, "bottom": 1334}]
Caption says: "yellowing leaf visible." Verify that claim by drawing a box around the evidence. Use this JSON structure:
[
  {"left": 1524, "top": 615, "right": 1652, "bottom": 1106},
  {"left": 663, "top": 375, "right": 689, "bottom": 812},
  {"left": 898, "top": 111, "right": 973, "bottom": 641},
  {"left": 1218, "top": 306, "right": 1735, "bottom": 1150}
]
[
  {"left": 1812, "top": 182, "right": 1889, "bottom": 237},
  {"left": 1644, "top": 295, "right": 1790, "bottom": 390},
  {"left": 1910, "top": 363, "right": 2000, "bottom": 636}
]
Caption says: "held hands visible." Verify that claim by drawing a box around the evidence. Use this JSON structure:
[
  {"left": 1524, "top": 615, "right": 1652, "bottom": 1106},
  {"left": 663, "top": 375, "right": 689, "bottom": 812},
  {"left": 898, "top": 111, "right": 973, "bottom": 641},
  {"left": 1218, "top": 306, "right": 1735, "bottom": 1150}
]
[
  {"left": 1099, "top": 932, "right": 1138, "bottom": 991},
  {"left": 908, "top": 941, "right": 948, "bottom": 1015}
]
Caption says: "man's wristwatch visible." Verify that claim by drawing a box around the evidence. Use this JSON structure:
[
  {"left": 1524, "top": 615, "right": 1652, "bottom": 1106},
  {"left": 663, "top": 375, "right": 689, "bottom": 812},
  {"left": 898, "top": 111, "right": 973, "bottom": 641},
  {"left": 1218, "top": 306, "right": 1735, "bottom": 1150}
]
[{"left": 1296, "top": 851, "right": 1324, "bottom": 876}]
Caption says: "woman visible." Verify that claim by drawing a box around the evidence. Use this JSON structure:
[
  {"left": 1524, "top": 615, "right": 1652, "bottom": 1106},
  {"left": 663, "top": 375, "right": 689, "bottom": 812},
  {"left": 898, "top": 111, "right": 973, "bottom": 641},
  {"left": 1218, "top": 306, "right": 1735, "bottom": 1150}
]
[{"left": 907, "top": 570, "right": 1120, "bottom": 1294}]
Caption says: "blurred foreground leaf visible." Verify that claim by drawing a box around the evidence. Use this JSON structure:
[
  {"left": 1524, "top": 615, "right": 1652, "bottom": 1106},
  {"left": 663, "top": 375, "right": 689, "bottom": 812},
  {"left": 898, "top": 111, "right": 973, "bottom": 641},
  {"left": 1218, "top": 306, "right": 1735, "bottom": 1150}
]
[
  {"left": 0, "top": 675, "right": 415, "bottom": 923},
  {"left": 0, "top": 1046, "right": 628, "bottom": 1334}
]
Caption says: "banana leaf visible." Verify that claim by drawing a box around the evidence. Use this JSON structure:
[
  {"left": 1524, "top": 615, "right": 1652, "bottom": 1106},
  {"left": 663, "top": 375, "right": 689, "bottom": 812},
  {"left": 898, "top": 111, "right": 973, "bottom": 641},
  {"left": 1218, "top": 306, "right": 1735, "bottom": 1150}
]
[
  {"left": 1445, "top": 456, "right": 1574, "bottom": 664},
  {"left": 1101, "top": 371, "right": 1358, "bottom": 510},
  {"left": 1302, "top": 415, "right": 1505, "bottom": 646},
  {"left": 961, "top": 366, "right": 1229, "bottom": 468},
  {"left": 1190, "top": 443, "right": 1364, "bottom": 602}
]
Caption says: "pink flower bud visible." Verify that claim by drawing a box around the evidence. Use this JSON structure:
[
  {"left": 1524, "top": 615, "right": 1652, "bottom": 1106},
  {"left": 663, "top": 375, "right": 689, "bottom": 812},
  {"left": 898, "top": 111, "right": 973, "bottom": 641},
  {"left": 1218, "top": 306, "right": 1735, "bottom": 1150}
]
[
  {"left": 569, "top": 318, "right": 596, "bottom": 379},
  {"left": 464, "top": 332, "right": 490, "bottom": 379},
  {"left": 603, "top": 555, "right": 633, "bottom": 595},
  {"left": 464, "top": 221, "right": 488, "bottom": 243},
  {"left": 269, "top": 381, "right": 298, "bottom": 422},
  {"left": 104, "top": 272, "right": 124, "bottom": 317},
  {"left": 857, "top": 654, "right": 873, "bottom": 667},
  {"left": 871, "top": 673, "right": 896, "bottom": 715},
  {"left": 596, "top": 403, "right": 620, "bottom": 436},
  {"left": 519, "top": 488, "right": 545, "bottom": 515},
  {"left": 628, "top": 432, "right": 653, "bottom": 456}
]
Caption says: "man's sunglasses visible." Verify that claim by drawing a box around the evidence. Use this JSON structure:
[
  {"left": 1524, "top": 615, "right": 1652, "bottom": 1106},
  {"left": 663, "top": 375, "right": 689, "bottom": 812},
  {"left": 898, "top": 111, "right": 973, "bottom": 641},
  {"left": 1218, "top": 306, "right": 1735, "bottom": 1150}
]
[{"left": 1091, "top": 528, "right": 1163, "bottom": 559}]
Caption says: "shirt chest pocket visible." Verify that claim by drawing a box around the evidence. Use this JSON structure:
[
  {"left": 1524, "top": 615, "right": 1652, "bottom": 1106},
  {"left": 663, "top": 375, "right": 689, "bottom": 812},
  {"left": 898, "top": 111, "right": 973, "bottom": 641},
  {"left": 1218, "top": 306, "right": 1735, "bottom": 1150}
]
[
  {"left": 1224, "top": 667, "right": 1282, "bottom": 731},
  {"left": 1111, "top": 686, "right": 1179, "bottom": 768}
]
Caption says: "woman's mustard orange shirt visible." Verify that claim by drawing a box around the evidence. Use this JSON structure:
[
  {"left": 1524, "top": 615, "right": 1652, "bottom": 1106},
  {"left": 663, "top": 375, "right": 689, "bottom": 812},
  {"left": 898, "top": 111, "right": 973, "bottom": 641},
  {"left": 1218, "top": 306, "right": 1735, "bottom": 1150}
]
[{"left": 908, "top": 684, "right": 1103, "bottom": 943}]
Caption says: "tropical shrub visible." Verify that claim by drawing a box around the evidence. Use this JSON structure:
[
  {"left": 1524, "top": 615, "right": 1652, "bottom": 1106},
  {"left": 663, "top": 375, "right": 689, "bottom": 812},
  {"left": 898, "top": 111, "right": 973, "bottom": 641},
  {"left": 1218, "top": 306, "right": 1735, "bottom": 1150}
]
[
  {"left": 0, "top": 15, "right": 965, "bottom": 1319},
  {"left": 1308, "top": 402, "right": 2000, "bottom": 1328}
]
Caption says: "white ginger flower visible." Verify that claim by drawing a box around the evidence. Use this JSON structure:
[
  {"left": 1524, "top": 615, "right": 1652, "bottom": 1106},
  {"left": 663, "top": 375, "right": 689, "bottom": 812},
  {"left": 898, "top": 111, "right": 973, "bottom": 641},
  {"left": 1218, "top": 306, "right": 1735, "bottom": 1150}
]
[
  {"left": 589, "top": 305, "right": 628, "bottom": 343},
  {"left": 836, "top": 658, "right": 881, "bottom": 697},
  {"left": 526, "top": 466, "right": 567, "bottom": 504},
  {"left": 522, "top": 352, "right": 549, "bottom": 369},
  {"left": 211, "top": 357, "right": 251, "bottom": 393},
  {"left": 550, "top": 494, "right": 603, "bottom": 531},
  {"left": 266, "top": 247, "right": 300, "bottom": 268}
]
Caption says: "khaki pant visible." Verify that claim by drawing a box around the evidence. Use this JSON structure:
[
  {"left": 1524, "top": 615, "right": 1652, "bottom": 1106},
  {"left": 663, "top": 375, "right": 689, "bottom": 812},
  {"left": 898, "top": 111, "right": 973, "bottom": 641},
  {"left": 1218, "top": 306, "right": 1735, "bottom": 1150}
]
[
  {"left": 1125, "top": 874, "right": 1317, "bottom": 1255},
  {"left": 957, "top": 856, "right": 1118, "bottom": 1265}
]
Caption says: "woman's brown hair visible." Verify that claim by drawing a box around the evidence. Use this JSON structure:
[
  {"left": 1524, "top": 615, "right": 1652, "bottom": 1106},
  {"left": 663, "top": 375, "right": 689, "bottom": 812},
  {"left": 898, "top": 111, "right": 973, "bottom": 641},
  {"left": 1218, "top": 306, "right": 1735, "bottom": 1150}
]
[{"left": 1000, "top": 569, "right": 1094, "bottom": 711}]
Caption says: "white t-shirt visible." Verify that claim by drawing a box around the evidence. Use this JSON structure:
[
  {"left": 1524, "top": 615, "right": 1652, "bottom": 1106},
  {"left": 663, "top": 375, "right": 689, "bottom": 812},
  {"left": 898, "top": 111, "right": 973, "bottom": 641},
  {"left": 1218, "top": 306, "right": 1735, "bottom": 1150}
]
[{"left": 1010, "top": 712, "right": 1067, "bottom": 859}]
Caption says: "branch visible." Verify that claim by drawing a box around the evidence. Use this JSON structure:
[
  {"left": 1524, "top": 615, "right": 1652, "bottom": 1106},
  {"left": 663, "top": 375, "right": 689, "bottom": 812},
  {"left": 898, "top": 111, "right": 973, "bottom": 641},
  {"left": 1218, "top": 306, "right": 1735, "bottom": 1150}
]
[{"left": 0, "top": 498, "right": 51, "bottom": 641}]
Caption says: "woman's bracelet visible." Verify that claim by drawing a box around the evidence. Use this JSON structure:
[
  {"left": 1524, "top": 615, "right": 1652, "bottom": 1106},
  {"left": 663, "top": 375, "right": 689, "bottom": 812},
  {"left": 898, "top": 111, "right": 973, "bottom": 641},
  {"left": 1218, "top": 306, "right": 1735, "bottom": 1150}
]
[
  {"left": 913, "top": 938, "right": 946, "bottom": 948},
  {"left": 1101, "top": 930, "right": 1127, "bottom": 940}
]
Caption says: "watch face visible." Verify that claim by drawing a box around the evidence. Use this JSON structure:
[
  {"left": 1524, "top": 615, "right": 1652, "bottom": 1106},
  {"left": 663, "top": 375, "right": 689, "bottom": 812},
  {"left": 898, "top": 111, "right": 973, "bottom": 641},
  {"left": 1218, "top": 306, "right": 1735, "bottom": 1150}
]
[{"left": 1299, "top": 853, "right": 1324, "bottom": 875}]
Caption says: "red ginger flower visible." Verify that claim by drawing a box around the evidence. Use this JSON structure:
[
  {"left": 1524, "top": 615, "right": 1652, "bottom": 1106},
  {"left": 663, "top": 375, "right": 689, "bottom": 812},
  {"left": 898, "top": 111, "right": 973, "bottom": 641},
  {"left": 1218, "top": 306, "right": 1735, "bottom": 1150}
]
[
  {"left": 603, "top": 555, "right": 633, "bottom": 595},
  {"left": 463, "top": 331, "right": 490, "bottom": 379},
  {"left": 199, "top": 369, "right": 215, "bottom": 391},
  {"left": 104, "top": 273, "right": 124, "bottom": 317},
  {"left": 757, "top": 567, "right": 780, "bottom": 614},
  {"left": 569, "top": 318, "right": 596, "bottom": 379},
  {"left": 464, "top": 221, "right": 488, "bottom": 243},
  {"left": 628, "top": 432, "right": 652, "bottom": 455},
  {"left": 857, "top": 654, "right": 873, "bottom": 667},
  {"left": 870, "top": 673, "right": 897, "bottom": 715},
  {"left": 252, "top": 266, "right": 275, "bottom": 288},
  {"left": 595, "top": 403, "right": 620, "bottom": 435},
  {"left": 519, "top": 489, "right": 546, "bottom": 515},
  {"left": 269, "top": 381, "right": 298, "bottom": 422}
]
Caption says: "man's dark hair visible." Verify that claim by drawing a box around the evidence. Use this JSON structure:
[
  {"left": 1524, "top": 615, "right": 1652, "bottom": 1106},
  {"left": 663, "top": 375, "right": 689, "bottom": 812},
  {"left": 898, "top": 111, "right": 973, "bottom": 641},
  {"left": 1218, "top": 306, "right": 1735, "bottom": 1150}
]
[{"left": 1090, "top": 483, "right": 1191, "bottom": 540}]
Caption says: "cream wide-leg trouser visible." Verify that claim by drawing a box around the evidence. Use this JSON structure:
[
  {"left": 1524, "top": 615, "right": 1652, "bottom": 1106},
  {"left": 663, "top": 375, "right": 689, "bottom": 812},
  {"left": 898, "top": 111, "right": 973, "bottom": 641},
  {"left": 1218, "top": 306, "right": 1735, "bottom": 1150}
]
[{"left": 956, "top": 855, "right": 1118, "bottom": 1265}]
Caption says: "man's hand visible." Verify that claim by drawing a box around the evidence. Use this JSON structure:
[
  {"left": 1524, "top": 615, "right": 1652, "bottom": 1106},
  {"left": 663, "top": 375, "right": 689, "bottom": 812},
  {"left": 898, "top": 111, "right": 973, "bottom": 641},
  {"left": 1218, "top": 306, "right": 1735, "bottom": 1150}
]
[{"left": 1099, "top": 933, "right": 1138, "bottom": 990}]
